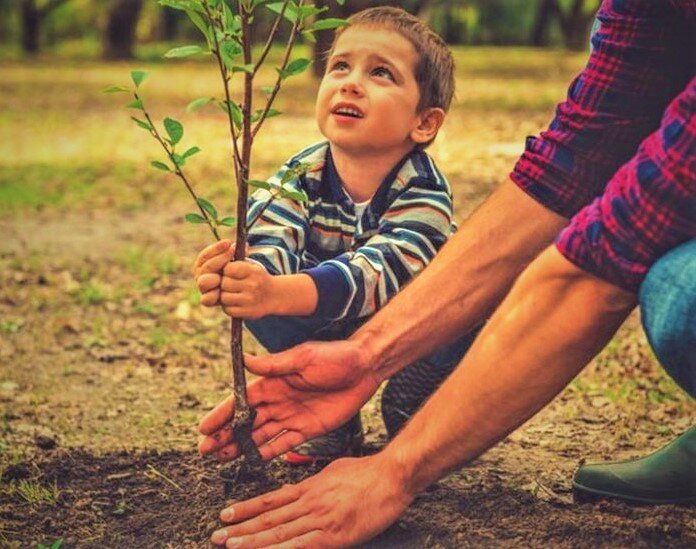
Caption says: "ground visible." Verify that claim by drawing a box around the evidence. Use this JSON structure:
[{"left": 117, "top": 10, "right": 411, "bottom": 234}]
[{"left": 0, "top": 46, "right": 694, "bottom": 548}]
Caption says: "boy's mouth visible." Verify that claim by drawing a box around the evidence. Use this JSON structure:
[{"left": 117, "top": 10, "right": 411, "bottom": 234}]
[{"left": 331, "top": 104, "right": 364, "bottom": 119}]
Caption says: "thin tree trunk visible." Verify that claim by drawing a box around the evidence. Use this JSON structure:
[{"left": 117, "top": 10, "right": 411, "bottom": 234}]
[
  {"left": 103, "top": 0, "right": 144, "bottom": 60},
  {"left": 20, "top": 0, "right": 41, "bottom": 54}
]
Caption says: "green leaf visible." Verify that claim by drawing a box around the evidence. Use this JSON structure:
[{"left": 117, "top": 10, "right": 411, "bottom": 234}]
[
  {"left": 185, "top": 8, "right": 212, "bottom": 45},
  {"left": 103, "top": 86, "right": 130, "bottom": 94},
  {"left": 222, "top": 3, "right": 241, "bottom": 33},
  {"left": 125, "top": 99, "right": 144, "bottom": 110},
  {"left": 248, "top": 179, "right": 272, "bottom": 191},
  {"left": 260, "top": 86, "right": 274, "bottom": 96},
  {"left": 182, "top": 146, "right": 201, "bottom": 159},
  {"left": 219, "top": 39, "right": 243, "bottom": 70},
  {"left": 164, "top": 117, "right": 184, "bottom": 145},
  {"left": 172, "top": 153, "right": 184, "bottom": 167},
  {"left": 266, "top": 2, "right": 298, "bottom": 23},
  {"left": 302, "top": 30, "right": 316, "bottom": 44},
  {"left": 279, "top": 58, "right": 312, "bottom": 79},
  {"left": 186, "top": 97, "right": 213, "bottom": 112},
  {"left": 221, "top": 101, "right": 243, "bottom": 129},
  {"left": 185, "top": 213, "right": 208, "bottom": 224},
  {"left": 231, "top": 63, "right": 255, "bottom": 74},
  {"left": 130, "top": 116, "right": 153, "bottom": 131},
  {"left": 151, "top": 160, "right": 171, "bottom": 172},
  {"left": 164, "top": 45, "right": 205, "bottom": 58},
  {"left": 251, "top": 108, "right": 281, "bottom": 123},
  {"left": 280, "top": 188, "right": 309, "bottom": 202},
  {"left": 309, "top": 18, "right": 348, "bottom": 32},
  {"left": 336, "top": 0, "right": 345, "bottom": 5},
  {"left": 197, "top": 198, "right": 218, "bottom": 221},
  {"left": 218, "top": 216, "right": 236, "bottom": 227},
  {"left": 158, "top": 0, "right": 198, "bottom": 11},
  {"left": 131, "top": 70, "right": 148, "bottom": 88}
]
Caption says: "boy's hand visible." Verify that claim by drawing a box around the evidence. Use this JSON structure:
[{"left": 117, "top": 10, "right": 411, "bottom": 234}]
[
  {"left": 193, "top": 239, "right": 235, "bottom": 309},
  {"left": 218, "top": 260, "right": 280, "bottom": 319},
  {"left": 193, "top": 239, "right": 279, "bottom": 319}
]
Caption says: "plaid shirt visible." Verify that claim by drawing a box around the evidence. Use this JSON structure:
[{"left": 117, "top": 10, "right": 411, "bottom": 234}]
[
  {"left": 247, "top": 142, "right": 455, "bottom": 320},
  {"left": 511, "top": 0, "right": 696, "bottom": 292}
]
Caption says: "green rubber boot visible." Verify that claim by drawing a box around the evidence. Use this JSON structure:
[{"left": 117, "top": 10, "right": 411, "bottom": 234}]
[{"left": 573, "top": 425, "right": 696, "bottom": 504}]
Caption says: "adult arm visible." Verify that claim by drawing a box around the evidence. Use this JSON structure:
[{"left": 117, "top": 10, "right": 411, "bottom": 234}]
[{"left": 208, "top": 247, "right": 636, "bottom": 548}]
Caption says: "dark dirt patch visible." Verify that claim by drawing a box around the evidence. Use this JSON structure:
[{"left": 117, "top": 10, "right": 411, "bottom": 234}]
[{"left": 3, "top": 448, "right": 694, "bottom": 548}]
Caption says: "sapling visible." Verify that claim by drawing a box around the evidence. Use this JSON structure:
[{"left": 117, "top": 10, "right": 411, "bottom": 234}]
[{"left": 105, "top": 0, "right": 347, "bottom": 467}]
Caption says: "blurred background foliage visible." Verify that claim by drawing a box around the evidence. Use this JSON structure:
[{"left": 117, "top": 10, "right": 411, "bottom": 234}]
[{"left": 0, "top": 0, "right": 600, "bottom": 65}]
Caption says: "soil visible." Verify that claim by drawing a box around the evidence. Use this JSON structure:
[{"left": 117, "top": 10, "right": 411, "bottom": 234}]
[
  {"left": 2, "top": 445, "right": 695, "bottom": 548},
  {"left": 2, "top": 210, "right": 695, "bottom": 549}
]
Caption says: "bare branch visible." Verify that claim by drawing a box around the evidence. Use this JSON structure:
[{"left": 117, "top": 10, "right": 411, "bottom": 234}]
[
  {"left": 251, "top": 0, "right": 306, "bottom": 140},
  {"left": 252, "top": 0, "right": 292, "bottom": 77}
]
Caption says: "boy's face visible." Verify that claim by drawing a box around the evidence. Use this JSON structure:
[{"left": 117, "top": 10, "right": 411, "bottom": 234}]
[{"left": 316, "top": 25, "right": 429, "bottom": 157}]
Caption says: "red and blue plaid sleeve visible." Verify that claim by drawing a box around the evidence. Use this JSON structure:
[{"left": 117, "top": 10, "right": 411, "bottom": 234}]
[
  {"left": 556, "top": 77, "right": 696, "bottom": 293},
  {"left": 511, "top": 0, "right": 693, "bottom": 218}
]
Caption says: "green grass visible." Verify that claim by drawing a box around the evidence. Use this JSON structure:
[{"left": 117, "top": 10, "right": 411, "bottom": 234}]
[
  {"left": 12, "top": 479, "right": 60, "bottom": 506},
  {"left": 0, "top": 46, "right": 587, "bottom": 218}
]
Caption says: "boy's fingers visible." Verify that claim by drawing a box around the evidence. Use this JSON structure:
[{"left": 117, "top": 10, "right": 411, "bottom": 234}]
[
  {"left": 223, "top": 260, "right": 255, "bottom": 279},
  {"left": 199, "top": 251, "right": 234, "bottom": 278},
  {"left": 200, "top": 290, "right": 221, "bottom": 307},
  {"left": 193, "top": 240, "right": 232, "bottom": 274},
  {"left": 197, "top": 273, "right": 222, "bottom": 293}
]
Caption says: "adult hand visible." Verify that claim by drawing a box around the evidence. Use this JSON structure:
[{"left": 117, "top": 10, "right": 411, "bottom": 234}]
[
  {"left": 198, "top": 339, "right": 380, "bottom": 461},
  {"left": 210, "top": 453, "right": 413, "bottom": 548}
]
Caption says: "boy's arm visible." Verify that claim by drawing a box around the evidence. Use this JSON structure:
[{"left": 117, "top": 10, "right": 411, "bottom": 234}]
[{"left": 303, "top": 175, "right": 454, "bottom": 321}]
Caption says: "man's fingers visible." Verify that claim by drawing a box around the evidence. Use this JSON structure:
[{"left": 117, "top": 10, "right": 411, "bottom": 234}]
[
  {"left": 198, "top": 395, "right": 235, "bottom": 435},
  {"left": 220, "top": 483, "right": 302, "bottom": 524},
  {"left": 244, "top": 349, "right": 304, "bottom": 377},
  {"left": 258, "top": 429, "right": 307, "bottom": 461},
  {"left": 266, "top": 531, "right": 329, "bottom": 549},
  {"left": 217, "top": 516, "right": 319, "bottom": 549}
]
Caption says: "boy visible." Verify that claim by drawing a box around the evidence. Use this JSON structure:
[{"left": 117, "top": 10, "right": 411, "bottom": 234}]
[{"left": 194, "top": 6, "right": 472, "bottom": 464}]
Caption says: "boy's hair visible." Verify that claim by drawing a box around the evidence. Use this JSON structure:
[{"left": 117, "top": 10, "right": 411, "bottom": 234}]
[{"left": 331, "top": 6, "right": 455, "bottom": 114}]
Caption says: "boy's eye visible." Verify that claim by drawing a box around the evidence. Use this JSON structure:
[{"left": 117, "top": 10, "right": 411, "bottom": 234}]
[
  {"left": 329, "top": 60, "right": 349, "bottom": 72},
  {"left": 372, "top": 66, "right": 395, "bottom": 81}
]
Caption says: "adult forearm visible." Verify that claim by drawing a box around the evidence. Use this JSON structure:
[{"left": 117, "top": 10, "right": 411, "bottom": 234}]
[
  {"left": 382, "top": 247, "right": 637, "bottom": 496},
  {"left": 354, "top": 179, "right": 568, "bottom": 382}
]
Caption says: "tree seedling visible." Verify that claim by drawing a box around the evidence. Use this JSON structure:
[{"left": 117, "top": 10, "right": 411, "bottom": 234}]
[{"left": 105, "top": 0, "right": 347, "bottom": 469}]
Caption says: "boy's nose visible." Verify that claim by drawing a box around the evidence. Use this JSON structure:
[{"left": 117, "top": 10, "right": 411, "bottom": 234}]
[{"left": 340, "top": 79, "right": 364, "bottom": 97}]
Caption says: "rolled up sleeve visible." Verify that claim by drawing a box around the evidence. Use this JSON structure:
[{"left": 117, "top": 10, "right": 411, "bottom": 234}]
[{"left": 555, "top": 77, "right": 696, "bottom": 292}]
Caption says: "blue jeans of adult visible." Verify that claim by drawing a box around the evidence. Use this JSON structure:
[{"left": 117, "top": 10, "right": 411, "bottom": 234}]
[{"left": 640, "top": 239, "right": 696, "bottom": 399}]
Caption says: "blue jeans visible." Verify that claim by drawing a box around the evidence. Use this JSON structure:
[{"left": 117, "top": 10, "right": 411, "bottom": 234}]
[{"left": 639, "top": 239, "right": 696, "bottom": 398}]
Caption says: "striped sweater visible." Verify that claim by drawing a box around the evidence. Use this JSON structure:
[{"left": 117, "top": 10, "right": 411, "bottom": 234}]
[{"left": 247, "top": 141, "right": 455, "bottom": 320}]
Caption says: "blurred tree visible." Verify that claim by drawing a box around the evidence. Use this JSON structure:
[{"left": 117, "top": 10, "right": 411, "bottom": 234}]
[
  {"left": 20, "top": 0, "right": 70, "bottom": 53},
  {"left": 532, "top": 0, "right": 600, "bottom": 50},
  {"left": 102, "top": 0, "right": 143, "bottom": 60}
]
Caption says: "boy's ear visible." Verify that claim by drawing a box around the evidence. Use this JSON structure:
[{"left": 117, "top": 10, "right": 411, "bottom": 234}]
[{"left": 411, "top": 107, "right": 446, "bottom": 145}]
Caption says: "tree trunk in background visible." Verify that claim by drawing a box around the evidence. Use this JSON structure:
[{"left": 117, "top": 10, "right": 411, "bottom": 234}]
[
  {"left": 20, "top": 0, "right": 69, "bottom": 54},
  {"left": 103, "top": 0, "right": 144, "bottom": 60},
  {"left": 20, "top": 0, "right": 40, "bottom": 53},
  {"left": 531, "top": 0, "right": 598, "bottom": 50},
  {"left": 160, "top": 6, "right": 181, "bottom": 42}
]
